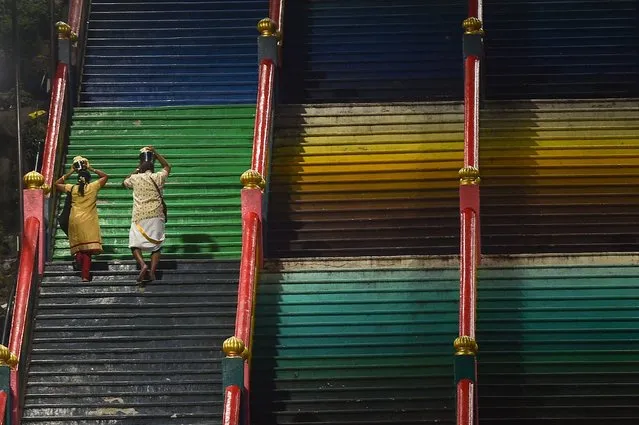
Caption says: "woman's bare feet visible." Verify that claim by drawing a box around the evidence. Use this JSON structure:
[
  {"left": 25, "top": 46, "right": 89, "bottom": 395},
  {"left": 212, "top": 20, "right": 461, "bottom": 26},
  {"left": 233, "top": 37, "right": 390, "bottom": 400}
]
[{"left": 137, "top": 265, "right": 149, "bottom": 283}]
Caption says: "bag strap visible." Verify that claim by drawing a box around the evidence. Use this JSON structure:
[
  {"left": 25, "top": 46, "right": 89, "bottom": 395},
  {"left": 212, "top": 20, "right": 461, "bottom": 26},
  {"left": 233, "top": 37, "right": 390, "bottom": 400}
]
[{"left": 148, "top": 175, "right": 164, "bottom": 201}]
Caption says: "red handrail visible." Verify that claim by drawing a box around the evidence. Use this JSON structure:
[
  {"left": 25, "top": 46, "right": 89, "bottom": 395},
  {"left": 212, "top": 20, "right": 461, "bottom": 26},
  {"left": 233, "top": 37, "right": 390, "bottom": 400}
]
[
  {"left": 251, "top": 61, "right": 276, "bottom": 176},
  {"left": 222, "top": 386, "right": 242, "bottom": 425},
  {"left": 68, "top": 0, "right": 83, "bottom": 33},
  {"left": 42, "top": 0, "right": 85, "bottom": 188},
  {"left": 7, "top": 3, "right": 87, "bottom": 424},
  {"left": 41, "top": 63, "right": 68, "bottom": 188},
  {"left": 8, "top": 217, "right": 40, "bottom": 425},
  {"left": 457, "top": 1, "right": 483, "bottom": 425},
  {"left": 223, "top": 3, "right": 282, "bottom": 425},
  {"left": 0, "top": 390, "right": 7, "bottom": 425}
]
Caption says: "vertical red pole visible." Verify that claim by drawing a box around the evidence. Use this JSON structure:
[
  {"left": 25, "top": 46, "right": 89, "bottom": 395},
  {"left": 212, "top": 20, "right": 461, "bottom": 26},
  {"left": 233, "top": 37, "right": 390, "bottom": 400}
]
[{"left": 457, "top": 1, "right": 483, "bottom": 425}]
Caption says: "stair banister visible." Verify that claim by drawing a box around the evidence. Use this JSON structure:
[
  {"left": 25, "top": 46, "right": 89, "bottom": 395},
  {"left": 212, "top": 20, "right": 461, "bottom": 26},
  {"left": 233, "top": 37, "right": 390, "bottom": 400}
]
[
  {"left": 222, "top": 2, "right": 283, "bottom": 425},
  {"left": 5, "top": 1, "right": 88, "bottom": 423},
  {"left": 455, "top": 1, "right": 484, "bottom": 425},
  {"left": 6, "top": 172, "right": 47, "bottom": 425}
]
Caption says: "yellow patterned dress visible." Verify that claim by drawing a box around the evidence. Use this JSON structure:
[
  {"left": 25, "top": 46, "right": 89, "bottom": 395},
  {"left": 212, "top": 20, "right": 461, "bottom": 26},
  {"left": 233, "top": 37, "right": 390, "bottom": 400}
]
[{"left": 64, "top": 181, "right": 104, "bottom": 255}]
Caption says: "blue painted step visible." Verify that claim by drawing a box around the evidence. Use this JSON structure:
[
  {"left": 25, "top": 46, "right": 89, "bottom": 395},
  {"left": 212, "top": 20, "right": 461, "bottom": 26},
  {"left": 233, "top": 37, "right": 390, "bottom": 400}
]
[
  {"left": 280, "top": 0, "right": 466, "bottom": 103},
  {"left": 81, "top": 0, "right": 268, "bottom": 107}
]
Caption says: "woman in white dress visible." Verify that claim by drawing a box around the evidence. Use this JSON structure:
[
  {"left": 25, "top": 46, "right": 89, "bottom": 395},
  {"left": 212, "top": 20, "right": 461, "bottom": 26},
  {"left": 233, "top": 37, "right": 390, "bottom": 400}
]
[{"left": 122, "top": 146, "right": 171, "bottom": 283}]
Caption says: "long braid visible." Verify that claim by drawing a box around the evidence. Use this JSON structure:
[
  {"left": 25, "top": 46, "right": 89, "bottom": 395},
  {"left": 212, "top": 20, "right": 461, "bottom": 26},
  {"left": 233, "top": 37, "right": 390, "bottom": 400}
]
[{"left": 77, "top": 170, "right": 91, "bottom": 196}]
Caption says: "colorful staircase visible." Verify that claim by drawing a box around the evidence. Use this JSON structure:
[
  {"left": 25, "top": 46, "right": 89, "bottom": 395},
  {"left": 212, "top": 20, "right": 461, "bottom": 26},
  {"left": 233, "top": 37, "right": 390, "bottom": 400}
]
[
  {"left": 82, "top": 0, "right": 266, "bottom": 106},
  {"left": 267, "top": 103, "right": 464, "bottom": 257},
  {"left": 280, "top": 0, "right": 464, "bottom": 103},
  {"left": 251, "top": 262, "right": 639, "bottom": 424},
  {"left": 251, "top": 264, "right": 458, "bottom": 425},
  {"left": 22, "top": 260, "right": 238, "bottom": 424},
  {"left": 20, "top": 0, "right": 266, "bottom": 423},
  {"left": 52, "top": 105, "right": 254, "bottom": 261}
]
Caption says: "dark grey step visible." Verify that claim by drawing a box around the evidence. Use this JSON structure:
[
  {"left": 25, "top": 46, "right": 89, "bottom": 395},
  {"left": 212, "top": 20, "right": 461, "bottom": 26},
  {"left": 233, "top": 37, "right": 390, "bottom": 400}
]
[
  {"left": 34, "top": 316, "right": 234, "bottom": 328},
  {"left": 37, "top": 293, "right": 237, "bottom": 305},
  {"left": 44, "top": 259, "right": 240, "bottom": 273},
  {"left": 30, "top": 347, "right": 220, "bottom": 361},
  {"left": 28, "top": 359, "right": 221, "bottom": 374},
  {"left": 27, "top": 371, "right": 220, "bottom": 384},
  {"left": 25, "top": 392, "right": 219, "bottom": 405},
  {"left": 23, "top": 260, "right": 238, "bottom": 424}
]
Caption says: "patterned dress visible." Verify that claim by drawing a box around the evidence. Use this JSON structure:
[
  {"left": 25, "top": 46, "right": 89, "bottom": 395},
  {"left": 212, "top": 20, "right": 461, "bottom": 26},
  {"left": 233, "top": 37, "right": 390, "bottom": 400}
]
[{"left": 123, "top": 169, "right": 168, "bottom": 251}]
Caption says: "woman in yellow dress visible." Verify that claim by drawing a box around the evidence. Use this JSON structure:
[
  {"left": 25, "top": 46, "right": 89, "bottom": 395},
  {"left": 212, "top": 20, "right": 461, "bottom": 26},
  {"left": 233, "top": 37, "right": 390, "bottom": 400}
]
[{"left": 55, "top": 157, "right": 109, "bottom": 281}]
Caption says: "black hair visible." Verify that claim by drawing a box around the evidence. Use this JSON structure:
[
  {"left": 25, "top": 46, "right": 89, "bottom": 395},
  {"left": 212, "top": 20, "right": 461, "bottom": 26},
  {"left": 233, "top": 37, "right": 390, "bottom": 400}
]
[
  {"left": 138, "top": 161, "right": 155, "bottom": 173},
  {"left": 77, "top": 170, "right": 91, "bottom": 196}
]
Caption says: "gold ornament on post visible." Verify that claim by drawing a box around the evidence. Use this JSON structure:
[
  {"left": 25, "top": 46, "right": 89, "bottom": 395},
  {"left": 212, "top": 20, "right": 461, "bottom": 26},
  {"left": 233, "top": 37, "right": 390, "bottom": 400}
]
[
  {"left": 56, "top": 21, "right": 72, "bottom": 39},
  {"left": 459, "top": 166, "right": 480, "bottom": 185},
  {"left": 241, "top": 347, "right": 250, "bottom": 360},
  {"left": 454, "top": 336, "right": 478, "bottom": 356},
  {"left": 257, "top": 18, "right": 277, "bottom": 37},
  {"left": 0, "top": 345, "right": 18, "bottom": 368},
  {"left": 240, "top": 169, "right": 266, "bottom": 190},
  {"left": 55, "top": 21, "right": 78, "bottom": 42},
  {"left": 462, "top": 17, "right": 484, "bottom": 35},
  {"left": 23, "top": 171, "right": 45, "bottom": 190},
  {"left": 222, "top": 336, "right": 246, "bottom": 358}
]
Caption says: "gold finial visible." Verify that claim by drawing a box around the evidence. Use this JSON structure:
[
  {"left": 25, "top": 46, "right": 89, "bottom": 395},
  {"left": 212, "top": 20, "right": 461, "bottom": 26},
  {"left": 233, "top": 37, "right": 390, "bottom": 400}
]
[
  {"left": 241, "top": 347, "right": 250, "bottom": 360},
  {"left": 257, "top": 18, "right": 277, "bottom": 36},
  {"left": 0, "top": 345, "right": 18, "bottom": 368},
  {"left": 459, "top": 166, "right": 480, "bottom": 185},
  {"left": 23, "top": 171, "right": 45, "bottom": 190},
  {"left": 56, "top": 21, "right": 72, "bottom": 39},
  {"left": 55, "top": 21, "right": 77, "bottom": 42},
  {"left": 41, "top": 184, "right": 51, "bottom": 195},
  {"left": 462, "top": 17, "right": 484, "bottom": 35},
  {"left": 222, "top": 336, "right": 246, "bottom": 357},
  {"left": 454, "top": 336, "right": 478, "bottom": 356},
  {"left": 240, "top": 169, "right": 266, "bottom": 190}
]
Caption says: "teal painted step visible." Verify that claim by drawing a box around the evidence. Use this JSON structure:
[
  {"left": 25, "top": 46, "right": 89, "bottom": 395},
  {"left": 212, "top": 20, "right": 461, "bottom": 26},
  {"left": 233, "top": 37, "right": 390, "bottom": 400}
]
[
  {"left": 52, "top": 105, "right": 254, "bottom": 261},
  {"left": 251, "top": 264, "right": 639, "bottom": 425}
]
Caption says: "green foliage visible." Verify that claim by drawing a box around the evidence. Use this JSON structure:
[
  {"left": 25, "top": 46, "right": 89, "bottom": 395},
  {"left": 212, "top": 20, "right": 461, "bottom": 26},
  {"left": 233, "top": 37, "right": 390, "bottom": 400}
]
[
  {"left": 0, "top": 220, "right": 15, "bottom": 307},
  {"left": 0, "top": 0, "right": 64, "bottom": 95}
]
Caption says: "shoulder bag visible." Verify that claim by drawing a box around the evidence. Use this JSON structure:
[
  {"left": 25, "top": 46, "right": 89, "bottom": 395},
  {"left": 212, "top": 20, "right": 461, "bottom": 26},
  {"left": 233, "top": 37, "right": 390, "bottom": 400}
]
[
  {"left": 148, "top": 176, "right": 168, "bottom": 222},
  {"left": 58, "top": 186, "right": 74, "bottom": 235}
]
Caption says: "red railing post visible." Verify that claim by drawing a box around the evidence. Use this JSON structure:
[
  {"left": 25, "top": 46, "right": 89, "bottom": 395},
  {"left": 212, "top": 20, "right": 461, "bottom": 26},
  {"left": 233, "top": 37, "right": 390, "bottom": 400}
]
[
  {"left": 456, "top": 2, "right": 484, "bottom": 425},
  {"left": 22, "top": 172, "right": 47, "bottom": 275},
  {"left": 9, "top": 216, "right": 41, "bottom": 425},
  {"left": 221, "top": 8, "right": 282, "bottom": 425},
  {"left": 0, "top": 347, "right": 18, "bottom": 425}
]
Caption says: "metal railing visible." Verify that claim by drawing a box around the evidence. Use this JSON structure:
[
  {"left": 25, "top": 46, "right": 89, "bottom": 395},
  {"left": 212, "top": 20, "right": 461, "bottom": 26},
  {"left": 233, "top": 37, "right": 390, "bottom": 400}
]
[
  {"left": 220, "top": 2, "right": 284, "bottom": 425},
  {"left": 0, "top": 1, "right": 89, "bottom": 423},
  {"left": 455, "top": 2, "right": 484, "bottom": 425}
]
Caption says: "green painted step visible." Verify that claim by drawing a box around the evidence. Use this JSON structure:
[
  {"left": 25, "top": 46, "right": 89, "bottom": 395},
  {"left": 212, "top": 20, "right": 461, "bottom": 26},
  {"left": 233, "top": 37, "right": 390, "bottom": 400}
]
[
  {"left": 52, "top": 105, "right": 255, "bottom": 261},
  {"left": 251, "top": 264, "right": 639, "bottom": 425}
]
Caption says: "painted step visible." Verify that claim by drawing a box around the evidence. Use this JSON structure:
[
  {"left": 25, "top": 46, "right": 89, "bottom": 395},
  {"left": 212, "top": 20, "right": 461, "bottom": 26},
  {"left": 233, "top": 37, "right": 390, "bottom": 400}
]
[
  {"left": 80, "top": 0, "right": 267, "bottom": 106},
  {"left": 51, "top": 106, "right": 254, "bottom": 261},
  {"left": 21, "top": 260, "right": 238, "bottom": 425}
]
